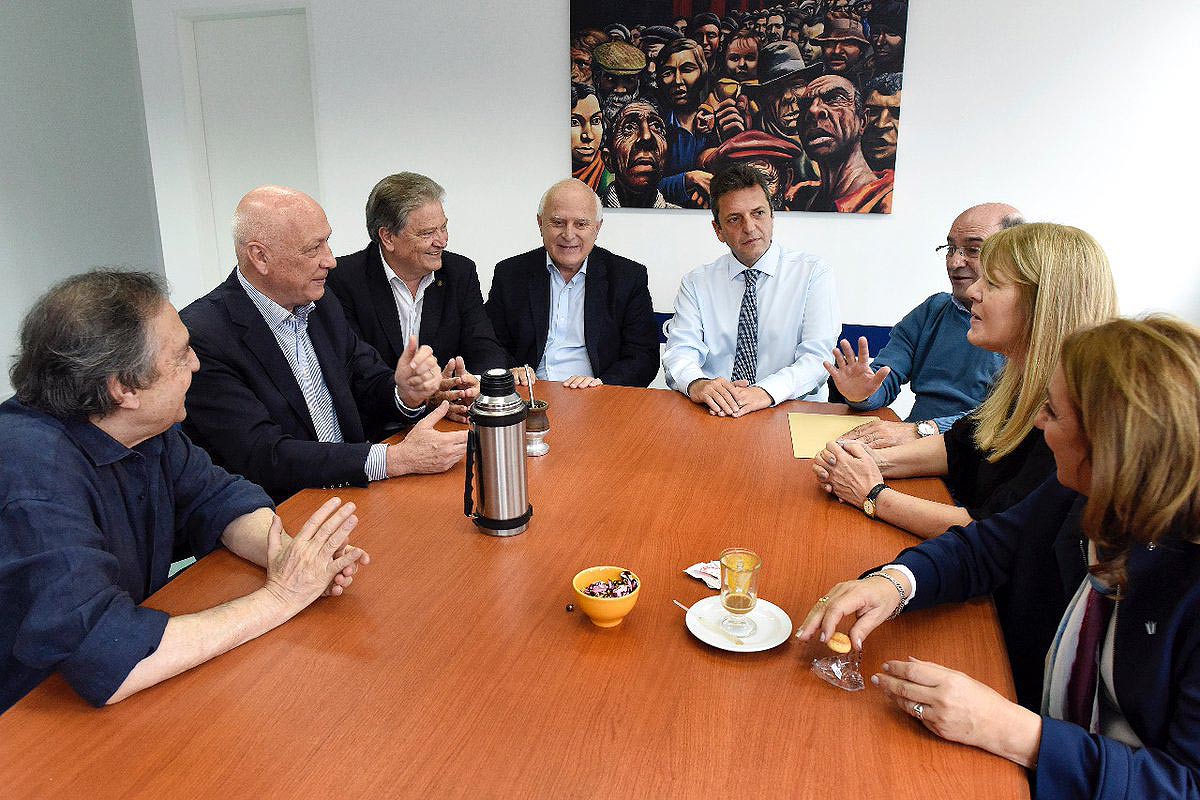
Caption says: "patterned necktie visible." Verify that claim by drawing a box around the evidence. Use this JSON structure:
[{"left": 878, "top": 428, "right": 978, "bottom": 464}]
[
  {"left": 292, "top": 307, "right": 343, "bottom": 443},
  {"left": 1065, "top": 587, "right": 1115, "bottom": 730},
  {"left": 731, "top": 269, "right": 761, "bottom": 383}
]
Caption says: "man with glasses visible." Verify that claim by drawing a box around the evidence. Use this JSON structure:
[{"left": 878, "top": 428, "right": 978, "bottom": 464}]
[
  {"left": 825, "top": 203, "right": 1023, "bottom": 448},
  {"left": 181, "top": 186, "right": 468, "bottom": 503},
  {"left": 328, "top": 172, "right": 507, "bottom": 405},
  {"left": 486, "top": 178, "right": 659, "bottom": 389}
]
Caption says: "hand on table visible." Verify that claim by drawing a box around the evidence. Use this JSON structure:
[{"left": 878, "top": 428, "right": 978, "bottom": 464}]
[
  {"left": 431, "top": 356, "right": 479, "bottom": 423},
  {"left": 813, "top": 439, "right": 885, "bottom": 504},
  {"left": 841, "top": 419, "right": 919, "bottom": 449},
  {"left": 795, "top": 572, "right": 906, "bottom": 651},
  {"left": 512, "top": 366, "right": 536, "bottom": 387},
  {"left": 729, "top": 384, "right": 773, "bottom": 416},
  {"left": 688, "top": 378, "right": 769, "bottom": 417},
  {"left": 872, "top": 657, "right": 1042, "bottom": 767},
  {"left": 563, "top": 375, "right": 603, "bottom": 389},
  {"left": 394, "top": 335, "right": 441, "bottom": 408},
  {"left": 264, "top": 498, "right": 369, "bottom": 610},
  {"left": 386, "top": 401, "right": 468, "bottom": 476},
  {"left": 823, "top": 336, "right": 891, "bottom": 403}
]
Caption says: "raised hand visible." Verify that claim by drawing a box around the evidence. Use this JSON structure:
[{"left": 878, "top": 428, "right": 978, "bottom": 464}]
[
  {"left": 386, "top": 401, "right": 468, "bottom": 476},
  {"left": 394, "top": 335, "right": 441, "bottom": 408},
  {"left": 823, "top": 336, "right": 891, "bottom": 403}
]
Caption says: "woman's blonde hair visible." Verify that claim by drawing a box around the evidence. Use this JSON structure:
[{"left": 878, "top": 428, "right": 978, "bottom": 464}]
[
  {"left": 972, "top": 223, "right": 1118, "bottom": 461},
  {"left": 1059, "top": 316, "right": 1200, "bottom": 588}
]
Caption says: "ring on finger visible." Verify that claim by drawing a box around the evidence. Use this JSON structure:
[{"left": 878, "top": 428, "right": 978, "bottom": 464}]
[
  {"left": 912, "top": 702, "right": 924, "bottom": 720},
  {"left": 816, "top": 596, "right": 831, "bottom": 604}
]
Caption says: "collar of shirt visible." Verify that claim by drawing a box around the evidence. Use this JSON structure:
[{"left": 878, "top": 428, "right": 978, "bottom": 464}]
[
  {"left": 236, "top": 268, "right": 316, "bottom": 334},
  {"left": 62, "top": 414, "right": 156, "bottom": 467},
  {"left": 725, "top": 240, "right": 781, "bottom": 282},
  {"left": 380, "top": 250, "right": 436, "bottom": 301},
  {"left": 545, "top": 253, "right": 589, "bottom": 286},
  {"left": 950, "top": 293, "right": 970, "bottom": 314}
]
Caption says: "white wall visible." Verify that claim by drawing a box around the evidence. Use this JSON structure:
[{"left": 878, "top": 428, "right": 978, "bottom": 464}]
[
  {"left": 134, "top": 0, "right": 1200, "bottom": 326},
  {"left": 0, "top": 0, "right": 163, "bottom": 399}
]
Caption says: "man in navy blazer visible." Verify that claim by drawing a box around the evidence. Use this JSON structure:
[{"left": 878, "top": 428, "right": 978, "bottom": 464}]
[
  {"left": 485, "top": 178, "right": 659, "bottom": 388},
  {"left": 327, "top": 172, "right": 508, "bottom": 375},
  {"left": 181, "top": 186, "right": 467, "bottom": 503}
]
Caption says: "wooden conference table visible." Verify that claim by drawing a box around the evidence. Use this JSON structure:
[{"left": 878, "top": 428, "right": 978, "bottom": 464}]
[{"left": 0, "top": 384, "right": 1028, "bottom": 799}]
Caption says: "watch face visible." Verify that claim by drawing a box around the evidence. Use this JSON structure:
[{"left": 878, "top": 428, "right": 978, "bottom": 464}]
[
  {"left": 863, "top": 498, "right": 876, "bottom": 518},
  {"left": 917, "top": 421, "right": 936, "bottom": 437}
]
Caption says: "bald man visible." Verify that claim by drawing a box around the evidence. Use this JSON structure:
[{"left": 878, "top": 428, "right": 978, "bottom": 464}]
[
  {"left": 180, "top": 186, "right": 467, "bottom": 502},
  {"left": 826, "top": 203, "right": 1024, "bottom": 448},
  {"left": 486, "top": 178, "right": 659, "bottom": 388}
]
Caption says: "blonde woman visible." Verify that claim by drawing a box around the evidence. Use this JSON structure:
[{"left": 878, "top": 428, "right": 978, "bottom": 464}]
[
  {"left": 799, "top": 316, "right": 1200, "bottom": 798},
  {"left": 813, "top": 223, "right": 1118, "bottom": 538}
]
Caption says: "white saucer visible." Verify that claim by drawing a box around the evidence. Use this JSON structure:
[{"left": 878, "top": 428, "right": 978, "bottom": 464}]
[{"left": 685, "top": 596, "right": 792, "bottom": 652}]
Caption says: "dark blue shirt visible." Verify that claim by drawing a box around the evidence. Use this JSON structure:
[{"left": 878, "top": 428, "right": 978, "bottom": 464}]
[{"left": 0, "top": 398, "right": 271, "bottom": 711}]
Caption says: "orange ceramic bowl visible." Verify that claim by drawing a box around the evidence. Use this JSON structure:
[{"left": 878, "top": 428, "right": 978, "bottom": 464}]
[{"left": 571, "top": 566, "right": 641, "bottom": 628}]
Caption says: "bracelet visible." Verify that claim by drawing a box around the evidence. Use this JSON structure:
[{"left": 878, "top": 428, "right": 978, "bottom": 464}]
[{"left": 864, "top": 570, "right": 909, "bottom": 620}]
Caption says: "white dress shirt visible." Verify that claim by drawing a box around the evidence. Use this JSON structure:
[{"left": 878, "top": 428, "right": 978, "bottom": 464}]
[
  {"left": 536, "top": 256, "right": 593, "bottom": 381},
  {"left": 662, "top": 241, "right": 840, "bottom": 404},
  {"left": 381, "top": 250, "right": 436, "bottom": 344}
]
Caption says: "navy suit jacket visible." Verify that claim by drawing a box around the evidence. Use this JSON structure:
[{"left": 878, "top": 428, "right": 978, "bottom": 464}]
[
  {"left": 328, "top": 244, "right": 508, "bottom": 373},
  {"left": 180, "top": 270, "right": 405, "bottom": 503},
  {"left": 895, "top": 477, "right": 1200, "bottom": 799},
  {"left": 485, "top": 246, "right": 659, "bottom": 387}
]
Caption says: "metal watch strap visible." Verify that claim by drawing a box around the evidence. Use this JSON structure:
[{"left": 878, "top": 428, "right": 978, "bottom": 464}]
[{"left": 864, "top": 570, "right": 909, "bottom": 619}]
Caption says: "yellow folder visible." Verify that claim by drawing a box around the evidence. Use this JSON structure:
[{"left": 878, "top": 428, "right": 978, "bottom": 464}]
[{"left": 786, "top": 413, "right": 878, "bottom": 459}]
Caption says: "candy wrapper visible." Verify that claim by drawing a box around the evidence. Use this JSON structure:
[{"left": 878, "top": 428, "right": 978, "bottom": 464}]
[
  {"left": 582, "top": 570, "right": 639, "bottom": 598},
  {"left": 684, "top": 560, "right": 721, "bottom": 590},
  {"left": 812, "top": 648, "right": 865, "bottom": 692}
]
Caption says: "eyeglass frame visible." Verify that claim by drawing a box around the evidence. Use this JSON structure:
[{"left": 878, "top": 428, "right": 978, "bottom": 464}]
[{"left": 935, "top": 243, "right": 983, "bottom": 261}]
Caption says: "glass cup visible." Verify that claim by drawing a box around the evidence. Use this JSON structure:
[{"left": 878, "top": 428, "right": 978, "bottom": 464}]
[{"left": 719, "top": 547, "right": 761, "bottom": 638}]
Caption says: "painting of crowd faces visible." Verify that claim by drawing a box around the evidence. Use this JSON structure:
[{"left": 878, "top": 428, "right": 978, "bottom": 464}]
[{"left": 570, "top": 0, "right": 908, "bottom": 213}]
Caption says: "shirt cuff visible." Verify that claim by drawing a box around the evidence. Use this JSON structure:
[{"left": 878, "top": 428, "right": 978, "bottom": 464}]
[
  {"left": 394, "top": 387, "right": 425, "bottom": 418},
  {"left": 669, "top": 364, "right": 707, "bottom": 396},
  {"left": 755, "top": 373, "right": 791, "bottom": 406},
  {"left": 879, "top": 563, "right": 917, "bottom": 604},
  {"left": 364, "top": 443, "right": 389, "bottom": 482}
]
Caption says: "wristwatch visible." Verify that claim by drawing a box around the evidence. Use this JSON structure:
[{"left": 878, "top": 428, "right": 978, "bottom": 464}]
[
  {"left": 862, "top": 482, "right": 889, "bottom": 518},
  {"left": 916, "top": 420, "right": 938, "bottom": 437}
]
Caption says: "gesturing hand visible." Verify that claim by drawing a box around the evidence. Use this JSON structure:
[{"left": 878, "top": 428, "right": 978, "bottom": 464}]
[
  {"left": 394, "top": 335, "right": 441, "bottom": 408},
  {"left": 385, "top": 401, "right": 468, "bottom": 476},
  {"left": 823, "top": 336, "right": 891, "bottom": 403},
  {"left": 512, "top": 366, "right": 536, "bottom": 387},
  {"left": 431, "top": 357, "right": 479, "bottom": 423},
  {"left": 871, "top": 657, "right": 1042, "bottom": 767},
  {"left": 264, "top": 498, "right": 368, "bottom": 612}
]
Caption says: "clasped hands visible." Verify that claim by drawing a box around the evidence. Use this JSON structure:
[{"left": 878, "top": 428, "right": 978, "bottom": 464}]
[
  {"left": 688, "top": 377, "right": 772, "bottom": 417},
  {"left": 264, "top": 497, "right": 370, "bottom": 610},
  {"left": 796, "top": 575, "right": 1039, "bottom": 767},
  {"left": 812, "top": 438, "right": 885, "bottom": 506}
]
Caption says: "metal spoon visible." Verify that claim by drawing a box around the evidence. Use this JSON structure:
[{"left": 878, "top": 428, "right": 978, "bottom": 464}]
[
  {"left": 673, "top": 599, "right": 744, "bottom": 646},
  {"left": 525, "top": 365, "right": 536, "bottom": 406}
]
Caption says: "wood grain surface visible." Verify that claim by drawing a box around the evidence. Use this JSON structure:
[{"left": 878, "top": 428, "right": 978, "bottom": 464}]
[{"left": 0, "top": 384, "right": 1029, "bottom": 799}]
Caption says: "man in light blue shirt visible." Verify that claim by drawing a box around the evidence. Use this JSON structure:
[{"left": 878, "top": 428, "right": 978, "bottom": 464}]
[
  {"left": 827, "top": 202, "right": 1022, "bottom": 449},
  {"left": 663, "top": 163, "right": 840, "bottom": 416},
  {"left": 487, "top": 179, "right": 659, "bottom": 388}
]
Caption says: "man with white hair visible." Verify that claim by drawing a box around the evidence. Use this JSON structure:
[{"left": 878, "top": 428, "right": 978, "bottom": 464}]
[
  {"left": 485, "top": 178, "right": 659, "bottom": 388},
  {"left": 181, "top": 186, "right": 467, "bottom": 502}
]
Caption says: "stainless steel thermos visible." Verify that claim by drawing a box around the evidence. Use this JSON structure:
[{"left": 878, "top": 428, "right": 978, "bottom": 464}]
[{"left": 464, "top": 368, "right": 533, "bottom": 536}]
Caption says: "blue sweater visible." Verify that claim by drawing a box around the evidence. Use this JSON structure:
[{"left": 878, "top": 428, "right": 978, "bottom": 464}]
[{"left": 848, "top": 292, "right": 1004, "bottom": 430}]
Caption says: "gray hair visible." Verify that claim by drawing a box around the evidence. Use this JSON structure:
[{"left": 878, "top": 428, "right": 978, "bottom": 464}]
[
  {"left": 537, "top": 178, "right": 603, "bottom": 222},
  {"left": 10, "top": 270, "right": 168, "bottom": 419},
  {"left": 1001, "top": 212, "right": 1026, "bottom": 229},
  {"left": 365, "top": 172, "right": 446, "bottom": 245}
]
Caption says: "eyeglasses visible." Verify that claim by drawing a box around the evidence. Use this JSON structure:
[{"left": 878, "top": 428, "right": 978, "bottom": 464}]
[{"left": 935, "top": 244, "right": 982, "bottom": 261}]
